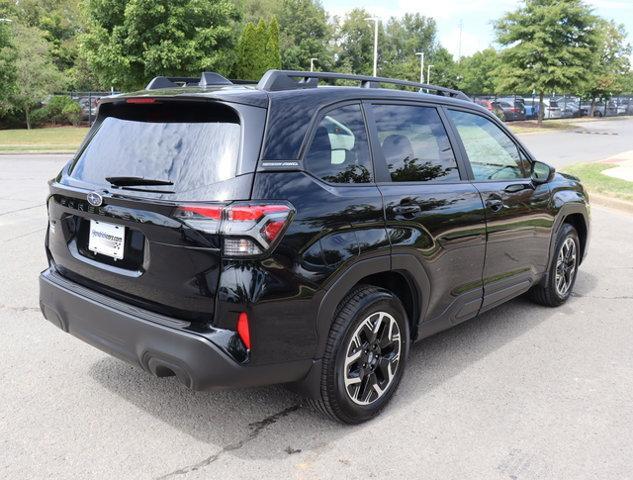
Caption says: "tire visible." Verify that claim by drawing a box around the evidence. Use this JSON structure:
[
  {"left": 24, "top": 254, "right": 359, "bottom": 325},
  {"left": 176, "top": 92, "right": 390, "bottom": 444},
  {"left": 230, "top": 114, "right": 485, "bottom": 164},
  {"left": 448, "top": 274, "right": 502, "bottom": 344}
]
[
  {"left": 307, "top": 285, "right": 410, "bottom": 424},
  {"left": 529, "top": 224, "right": 580, "bottom": 307}
]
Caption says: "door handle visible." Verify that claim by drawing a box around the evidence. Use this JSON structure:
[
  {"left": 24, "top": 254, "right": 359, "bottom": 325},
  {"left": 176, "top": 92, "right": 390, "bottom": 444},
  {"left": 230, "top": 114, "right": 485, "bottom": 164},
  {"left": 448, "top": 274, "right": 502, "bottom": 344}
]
[
  {"left": 393, "top": 204, "right": 421, "bottom": 215},
  {"left": 485, "top": 196, "right": 504, "bottom": 212},
  {"left": 504, "top": 183, "right": 528, "bottom": 193}
]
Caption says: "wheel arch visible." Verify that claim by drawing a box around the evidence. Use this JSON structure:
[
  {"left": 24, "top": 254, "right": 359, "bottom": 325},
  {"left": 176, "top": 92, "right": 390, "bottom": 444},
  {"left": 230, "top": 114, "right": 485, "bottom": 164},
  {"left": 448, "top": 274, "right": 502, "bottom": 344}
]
[
  {"left": 562, "top": 212, "right": 588, "bottom": 264},
  {"left": 292, "top": 254, "right": 430, "bottom": 400},
  {"left": 315, "top": 254, "right": 430, "bottom": 358}
]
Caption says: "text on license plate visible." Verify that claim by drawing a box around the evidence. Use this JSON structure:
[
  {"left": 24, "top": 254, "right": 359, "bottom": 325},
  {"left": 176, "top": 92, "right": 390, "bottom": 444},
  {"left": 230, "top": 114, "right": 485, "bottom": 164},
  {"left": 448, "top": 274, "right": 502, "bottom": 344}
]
[{"left": 88, "top": 220, "right": 125, "bottom": 260}]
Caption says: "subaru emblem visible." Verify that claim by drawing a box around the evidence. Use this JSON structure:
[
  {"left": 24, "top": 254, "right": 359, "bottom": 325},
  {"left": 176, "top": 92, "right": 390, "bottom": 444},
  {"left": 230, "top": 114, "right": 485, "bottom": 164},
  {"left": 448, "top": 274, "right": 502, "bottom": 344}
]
[{"left": 87, "top": 192, "right": 103, "bottom": 207}]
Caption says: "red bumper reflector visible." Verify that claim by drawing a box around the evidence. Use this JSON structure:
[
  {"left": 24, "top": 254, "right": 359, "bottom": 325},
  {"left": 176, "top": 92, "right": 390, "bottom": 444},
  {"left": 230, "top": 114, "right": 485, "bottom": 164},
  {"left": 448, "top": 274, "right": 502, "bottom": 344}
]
[{"left": 237, "top": 312, "right": 251, "bottom": 350}]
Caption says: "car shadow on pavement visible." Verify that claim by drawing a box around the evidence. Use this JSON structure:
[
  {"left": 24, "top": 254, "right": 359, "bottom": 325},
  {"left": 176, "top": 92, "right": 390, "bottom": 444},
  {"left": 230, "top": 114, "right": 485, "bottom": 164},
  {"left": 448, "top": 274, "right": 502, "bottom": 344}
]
[{"left": 88, "top": 271, "right": 598, "bottom": 469}]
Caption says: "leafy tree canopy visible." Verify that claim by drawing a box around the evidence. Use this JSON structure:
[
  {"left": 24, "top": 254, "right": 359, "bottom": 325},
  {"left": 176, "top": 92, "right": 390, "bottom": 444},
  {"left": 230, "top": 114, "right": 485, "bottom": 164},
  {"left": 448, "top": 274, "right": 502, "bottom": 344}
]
[
  {"left": 10, "top": 24, "right": 64, "bottom": 128},
  {"left": 234, "top": 17, "right": 281, "bottom": 80},
  {"left": 81, "top": 0, "right": 240, "bottom": 90},
  {"left": 278, "top": 0, "right": 332, "bottom": 70},
  {"left": 457, "top": 48, "right": 502, "bottom": 94},
  {"left": 494, "top": 0, "right": 600, "bottom": 122}
]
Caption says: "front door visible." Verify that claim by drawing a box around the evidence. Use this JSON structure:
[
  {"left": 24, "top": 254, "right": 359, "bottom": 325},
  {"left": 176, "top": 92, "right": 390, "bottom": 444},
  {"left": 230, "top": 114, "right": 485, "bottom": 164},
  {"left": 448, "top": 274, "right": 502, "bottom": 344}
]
[{"left": 445, "top": 108, "right": 555, "bottom": 312}]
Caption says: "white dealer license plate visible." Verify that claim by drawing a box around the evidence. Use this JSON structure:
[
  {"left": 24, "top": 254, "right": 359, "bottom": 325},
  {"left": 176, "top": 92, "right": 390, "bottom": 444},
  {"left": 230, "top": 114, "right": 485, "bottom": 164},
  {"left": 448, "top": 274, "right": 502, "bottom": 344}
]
[{"left": 88, "top": 220, "right": 125, "bottom": 260}]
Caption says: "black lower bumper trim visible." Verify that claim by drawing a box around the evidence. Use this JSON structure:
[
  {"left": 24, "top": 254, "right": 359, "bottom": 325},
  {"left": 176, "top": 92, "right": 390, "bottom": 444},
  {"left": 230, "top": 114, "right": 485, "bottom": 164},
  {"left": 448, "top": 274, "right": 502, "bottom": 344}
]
[{"left": 39, "top": 268, "right": 312, "bottom": 390}]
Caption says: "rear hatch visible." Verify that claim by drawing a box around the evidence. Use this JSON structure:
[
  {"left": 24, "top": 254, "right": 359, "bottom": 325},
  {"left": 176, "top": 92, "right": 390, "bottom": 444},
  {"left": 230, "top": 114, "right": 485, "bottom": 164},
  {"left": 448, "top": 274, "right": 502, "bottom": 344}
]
[{"left": 46, "top": 97, "right": 266, "bottom": 323}]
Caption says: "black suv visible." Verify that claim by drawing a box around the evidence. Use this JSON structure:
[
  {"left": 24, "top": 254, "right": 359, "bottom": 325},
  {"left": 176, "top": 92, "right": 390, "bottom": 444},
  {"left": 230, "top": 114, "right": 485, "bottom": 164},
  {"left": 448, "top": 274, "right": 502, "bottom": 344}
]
[{"left": 39, "top": 70, "right": 590, "bottom": 424}]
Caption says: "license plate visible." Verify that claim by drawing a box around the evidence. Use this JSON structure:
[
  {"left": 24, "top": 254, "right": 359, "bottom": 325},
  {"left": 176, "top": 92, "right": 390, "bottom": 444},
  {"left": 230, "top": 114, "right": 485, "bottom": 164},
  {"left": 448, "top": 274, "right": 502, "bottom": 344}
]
[{"left": 88, "top": 220, "right": 125, "bottom": 260}]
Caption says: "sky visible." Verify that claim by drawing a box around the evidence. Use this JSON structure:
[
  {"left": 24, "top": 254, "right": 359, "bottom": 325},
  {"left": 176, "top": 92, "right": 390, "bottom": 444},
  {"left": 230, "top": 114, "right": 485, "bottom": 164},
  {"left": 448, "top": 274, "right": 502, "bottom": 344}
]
[{"left": 321, "top": 0, "right": 633, "bottom": 59}]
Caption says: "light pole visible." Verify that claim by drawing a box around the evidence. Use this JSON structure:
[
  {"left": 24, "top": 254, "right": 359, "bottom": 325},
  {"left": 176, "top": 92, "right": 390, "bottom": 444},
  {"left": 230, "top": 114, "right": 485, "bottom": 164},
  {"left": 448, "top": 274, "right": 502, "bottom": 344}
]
[
  {"left": 427, "top": 64, "right": 434, "bottom": 85},
  {"left": 309, "top": 57, "right": 318, "bottom": 72},
  {"left": 415, "top": 52, "right": 425, "bottom": 84},
  {"left": 365, "top": 17, "right": 379, "bottom": 77}
]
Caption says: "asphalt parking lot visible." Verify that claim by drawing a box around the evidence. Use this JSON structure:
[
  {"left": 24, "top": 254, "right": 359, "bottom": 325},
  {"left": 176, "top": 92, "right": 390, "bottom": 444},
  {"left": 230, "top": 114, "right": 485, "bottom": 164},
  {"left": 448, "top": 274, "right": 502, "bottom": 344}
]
[{"left": 1, "top": 127, "right": 633, "bottom": 479}]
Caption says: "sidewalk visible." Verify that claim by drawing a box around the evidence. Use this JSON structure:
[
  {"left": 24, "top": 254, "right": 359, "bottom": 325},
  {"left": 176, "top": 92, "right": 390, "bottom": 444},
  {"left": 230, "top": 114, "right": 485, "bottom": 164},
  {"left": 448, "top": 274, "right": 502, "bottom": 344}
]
[{"left": 601, "top": 150, "right": 633, "bottom": 182}]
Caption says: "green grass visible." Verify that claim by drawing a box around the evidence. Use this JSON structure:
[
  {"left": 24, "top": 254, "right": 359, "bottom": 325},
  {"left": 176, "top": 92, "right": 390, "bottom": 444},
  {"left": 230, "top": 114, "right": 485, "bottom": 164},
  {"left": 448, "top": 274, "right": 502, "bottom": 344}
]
[
  {"left": 563, "top": 162, "right": 633, "bottom": 202},
  {"left": 0, "top": 127, "right": 89, "bottom": 153}
]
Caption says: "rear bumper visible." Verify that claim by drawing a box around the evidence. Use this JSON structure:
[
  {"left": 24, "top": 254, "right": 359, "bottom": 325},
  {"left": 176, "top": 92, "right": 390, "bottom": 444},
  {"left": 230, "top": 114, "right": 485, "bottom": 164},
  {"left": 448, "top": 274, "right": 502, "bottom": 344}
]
[{"left": 39, "top": 268, "right": 312, "bottom": 390}]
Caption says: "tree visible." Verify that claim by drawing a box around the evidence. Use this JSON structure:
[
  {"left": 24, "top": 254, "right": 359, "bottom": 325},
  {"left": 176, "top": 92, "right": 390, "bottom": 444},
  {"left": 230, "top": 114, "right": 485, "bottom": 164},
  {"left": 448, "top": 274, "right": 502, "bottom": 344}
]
[
  {"left": 495, "top": 0, "right": 599, "bottom": 124},
  {"left": 10, "top": 24, "right": 63, "bottom": 128},
  {"left": 427, "top": 47, "right": 459, "bottom": 89},
  {"left": 16, "top": 0, "right": 83, "bottom": 75},
  {"left": 582, "top": 19, "right": 631, "bottom": 113},
  {"left": 233, "top": 18, "right": 281, "bottom": 80},
  {"left": 335, "top": 8, "right": 375, "bottom": 75},
  {"left": 380, "top": 14, "right": 437, "bottom": 81},
  {"left": 266, "top": 17, "right": 281, "bottom": 72},
  {"left": 457, "top": 48, "right": 501, "bottom": 94},
  {"left": 81, "top": 0, "right": 240, "bottom": 90},
  {"left": 0, "top": 20, "right": 17, "bottom": 115},
  {"left": 277, "top": 0, "right": 332, "bottom": 71},
  {"left": 231, "top": 0, "right": 281, "bottom": 24}
]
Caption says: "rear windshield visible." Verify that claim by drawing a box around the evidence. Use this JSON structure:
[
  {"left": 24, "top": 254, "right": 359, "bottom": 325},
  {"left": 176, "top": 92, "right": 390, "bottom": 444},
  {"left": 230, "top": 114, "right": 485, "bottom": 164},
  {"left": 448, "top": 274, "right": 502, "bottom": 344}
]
[{"left": 69, "top": 101, "right": 241, "bottom": 194}]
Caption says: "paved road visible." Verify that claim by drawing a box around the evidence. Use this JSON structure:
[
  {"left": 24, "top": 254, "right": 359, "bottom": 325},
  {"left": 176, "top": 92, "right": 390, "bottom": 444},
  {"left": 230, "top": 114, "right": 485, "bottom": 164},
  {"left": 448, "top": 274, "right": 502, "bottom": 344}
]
[
  {"left": 517, "top": 117, "right": 633, "bottom": 168},
  {"left": 1, "top": 147, "right": 633, "bottom": 479}
]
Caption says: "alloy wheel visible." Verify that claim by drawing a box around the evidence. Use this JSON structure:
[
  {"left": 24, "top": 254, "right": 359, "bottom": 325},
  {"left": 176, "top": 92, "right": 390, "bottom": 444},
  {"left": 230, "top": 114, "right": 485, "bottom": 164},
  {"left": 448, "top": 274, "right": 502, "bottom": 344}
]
[
  {"left": 343, "top": 311, "right": 401, "bottom": 406},
  {"left": 555, "top": 237, "right": 577, "bottom": 296}
]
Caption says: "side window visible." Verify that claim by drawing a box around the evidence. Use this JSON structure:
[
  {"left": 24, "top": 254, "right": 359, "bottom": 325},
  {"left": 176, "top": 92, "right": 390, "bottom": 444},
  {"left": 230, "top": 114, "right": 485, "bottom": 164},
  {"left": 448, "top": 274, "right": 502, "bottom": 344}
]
[
  {"left": 447, "top": 109, "right": 528, "bottom": 181},
  {"left": 372, "top": 104, "right": 460, "bottom": 182},
  {"left": 304, "top": 104, "right": 373, "bottom": 184}
]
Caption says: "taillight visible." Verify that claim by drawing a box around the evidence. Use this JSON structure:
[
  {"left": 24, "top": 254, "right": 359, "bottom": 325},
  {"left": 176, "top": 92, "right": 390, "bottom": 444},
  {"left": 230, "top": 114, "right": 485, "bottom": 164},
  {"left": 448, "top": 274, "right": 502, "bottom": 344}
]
[{"left": 173, "top": 202, "right": 294, "bottom": 257}]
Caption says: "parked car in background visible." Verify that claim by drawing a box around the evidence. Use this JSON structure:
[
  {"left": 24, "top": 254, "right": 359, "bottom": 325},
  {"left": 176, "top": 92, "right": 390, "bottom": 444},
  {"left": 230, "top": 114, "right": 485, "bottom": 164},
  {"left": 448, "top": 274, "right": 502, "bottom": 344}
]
[
  {"left": 494, "top": 100, "right": 526, "bottom": 122},
  {"left": 542, "top": 98, "right": 563, "bottom": 119},
  {"left": 522, "top": 98, "right": 539, "bottom": 119},
  {"left": 554, "top": 97, "right": 581, "bottom": 118},
  {"left": 474, "top": 98, "right": 506, "bottom": 120},
  {"left": 497, "top": 97, "right": 526, "bottom": 121}
]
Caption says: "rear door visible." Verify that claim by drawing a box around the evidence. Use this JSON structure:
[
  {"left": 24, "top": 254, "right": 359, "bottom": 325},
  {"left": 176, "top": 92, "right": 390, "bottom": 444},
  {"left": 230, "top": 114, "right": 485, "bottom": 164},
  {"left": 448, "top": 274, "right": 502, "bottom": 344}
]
[
  {"left": 444, "top": 108, "right": 554, "bottom": 312},
  {"left": 47, "top": 98, "right": 266, "bottom": 322},
  {"left": 366, "top": 101, "right": 487, "bottom": 327}
]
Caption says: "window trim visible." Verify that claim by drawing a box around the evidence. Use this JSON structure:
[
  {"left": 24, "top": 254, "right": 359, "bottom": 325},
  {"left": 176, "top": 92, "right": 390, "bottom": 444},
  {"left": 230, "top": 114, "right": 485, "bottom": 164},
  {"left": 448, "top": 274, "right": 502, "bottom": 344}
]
[
  {"left": 363, "top": 100, "right": 471, "bottom": 186},
  {"left": 299, "top": 100, "right": 377, "bottom": 187},
  {"left": 443, "top": 106, "right": 535, "bottom": 183}
]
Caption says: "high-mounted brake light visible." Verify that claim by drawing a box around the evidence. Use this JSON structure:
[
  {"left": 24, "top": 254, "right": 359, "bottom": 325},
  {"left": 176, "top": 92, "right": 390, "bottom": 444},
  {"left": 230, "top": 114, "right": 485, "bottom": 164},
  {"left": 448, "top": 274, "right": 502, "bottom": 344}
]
[
  {"left": 126, "top": 98, "right": 157, "bottom": 104},
  {"left": 173, "top": 202, "right": 294, "bottom": 257}
]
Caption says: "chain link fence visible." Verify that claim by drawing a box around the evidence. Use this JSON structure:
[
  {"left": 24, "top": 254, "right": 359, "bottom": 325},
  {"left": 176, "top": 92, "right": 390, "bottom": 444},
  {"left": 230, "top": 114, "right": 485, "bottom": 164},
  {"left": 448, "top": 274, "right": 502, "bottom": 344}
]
[
  {"left": 470, "top": 93, "right": 633, "bottom": 122},
  {"left": 55, "top": 91, "right": 633, "bottom": 126},
  {"left": 64, "top": 91, "right": 119, "bottom": 125}
]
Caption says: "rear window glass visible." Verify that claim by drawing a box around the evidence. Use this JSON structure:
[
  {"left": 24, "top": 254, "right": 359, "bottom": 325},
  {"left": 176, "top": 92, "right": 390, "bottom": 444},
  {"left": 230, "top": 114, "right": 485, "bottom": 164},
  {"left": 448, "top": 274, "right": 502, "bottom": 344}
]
[{"left": 69, "top": 102, "right": 241, "bottom": 194}]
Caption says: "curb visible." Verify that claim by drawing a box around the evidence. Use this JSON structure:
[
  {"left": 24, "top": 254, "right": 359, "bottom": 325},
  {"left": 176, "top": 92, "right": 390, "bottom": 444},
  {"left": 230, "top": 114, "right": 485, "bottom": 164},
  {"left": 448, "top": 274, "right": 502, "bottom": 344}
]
[{"left": 589, "top": 193, "right": 633, "bottom": 214}]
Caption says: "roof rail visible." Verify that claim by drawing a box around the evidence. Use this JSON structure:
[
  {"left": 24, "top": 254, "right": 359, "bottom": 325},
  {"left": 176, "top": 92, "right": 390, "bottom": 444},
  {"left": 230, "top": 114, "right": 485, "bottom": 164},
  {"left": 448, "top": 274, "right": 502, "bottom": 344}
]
[
  {"left": 257, "top": 70, "right": 470, "bottom": 101},
  {"left": 145, "top": 72, "right": 233, "bottom": 90}
]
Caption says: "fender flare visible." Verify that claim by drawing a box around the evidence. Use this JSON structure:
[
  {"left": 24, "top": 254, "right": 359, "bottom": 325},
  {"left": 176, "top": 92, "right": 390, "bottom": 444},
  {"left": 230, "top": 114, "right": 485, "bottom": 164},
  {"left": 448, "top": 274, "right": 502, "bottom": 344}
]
[
  {"left": 544, "top": 202, "right": 589, "bottom": 283},
  {"left": 314, "top": 253, "right": 431, "bottom": 357},
  {"left": 293, "top": 253, "right": 431, "bottom": 399}
]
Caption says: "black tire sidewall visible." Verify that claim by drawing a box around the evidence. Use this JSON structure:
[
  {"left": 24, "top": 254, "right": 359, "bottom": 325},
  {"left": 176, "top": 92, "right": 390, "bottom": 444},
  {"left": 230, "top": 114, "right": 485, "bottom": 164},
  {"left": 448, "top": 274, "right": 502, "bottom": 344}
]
[{"left": 330, "top": 290, "right": 409, "bottom": 423}]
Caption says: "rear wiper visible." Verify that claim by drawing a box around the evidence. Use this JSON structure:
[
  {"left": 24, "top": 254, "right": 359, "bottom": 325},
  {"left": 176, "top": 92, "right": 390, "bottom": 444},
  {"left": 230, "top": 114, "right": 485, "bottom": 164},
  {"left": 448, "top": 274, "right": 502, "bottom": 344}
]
[{"left": 106, "top": 176, "right": 174, "bottom": 187}]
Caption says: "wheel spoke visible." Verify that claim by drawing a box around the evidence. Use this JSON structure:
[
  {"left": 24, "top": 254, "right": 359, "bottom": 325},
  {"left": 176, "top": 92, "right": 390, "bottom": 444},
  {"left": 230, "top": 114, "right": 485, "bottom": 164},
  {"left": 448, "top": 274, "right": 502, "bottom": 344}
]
[{"left": 344, "top": 348, "right": 362, "bottom": 369}]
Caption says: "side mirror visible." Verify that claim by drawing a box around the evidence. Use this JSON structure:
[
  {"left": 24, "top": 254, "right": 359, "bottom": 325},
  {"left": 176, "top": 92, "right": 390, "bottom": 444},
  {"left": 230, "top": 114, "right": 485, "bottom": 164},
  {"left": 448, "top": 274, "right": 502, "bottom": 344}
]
[{"left": 531, "top": 160, "right": 555, "bottom": 184}]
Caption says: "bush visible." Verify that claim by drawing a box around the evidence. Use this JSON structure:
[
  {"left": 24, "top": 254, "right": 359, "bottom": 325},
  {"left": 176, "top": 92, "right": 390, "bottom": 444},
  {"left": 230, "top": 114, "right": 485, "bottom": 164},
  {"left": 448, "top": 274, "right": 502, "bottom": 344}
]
[
  {"left": 29, "top": 107, "right": 50, "bottom": 128},
  {"left": 45, "top": 96, "right": 82, "bottom": 125},
  {"left": 61, "top": 101, "right": 82, "bottom": 126}
]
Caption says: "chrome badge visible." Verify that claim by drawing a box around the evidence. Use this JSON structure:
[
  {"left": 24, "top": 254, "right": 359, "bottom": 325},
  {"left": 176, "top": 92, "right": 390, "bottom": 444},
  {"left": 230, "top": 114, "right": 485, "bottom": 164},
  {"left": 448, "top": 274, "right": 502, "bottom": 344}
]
[{"left": 87, "top": 192, "right": 103, "bottom": 207}]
